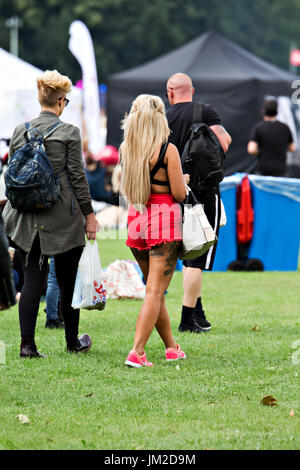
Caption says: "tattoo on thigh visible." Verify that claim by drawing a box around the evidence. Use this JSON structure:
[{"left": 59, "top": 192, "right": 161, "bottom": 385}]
[
  {"left": 164, "top": 242, "right": 180, "bottom": 276},
  {"left": 149, "top": 246, "right": 164, "bottom": 257}
]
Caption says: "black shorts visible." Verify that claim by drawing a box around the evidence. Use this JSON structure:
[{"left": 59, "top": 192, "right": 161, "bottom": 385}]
[{"left": 183, "top": 187, "right": 221, "bottom": 271}]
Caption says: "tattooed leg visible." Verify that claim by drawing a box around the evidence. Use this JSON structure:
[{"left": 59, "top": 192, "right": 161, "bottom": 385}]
[
  {"left": 149, "top": 241, "right": 180, "bottom": 276},
  {"left": 164, "top": 242, "right": 181, "bottom": 276},
  {"left": 151, "top": 242, "right": 180, "bottom": 348},
  {"left": 132, "top": 242, "right": 180, "bottom": 354}
]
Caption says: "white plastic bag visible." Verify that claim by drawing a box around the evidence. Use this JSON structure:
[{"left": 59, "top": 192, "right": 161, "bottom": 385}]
[{"left": 71, "top": 240, "right": 106, "bottom": 311}]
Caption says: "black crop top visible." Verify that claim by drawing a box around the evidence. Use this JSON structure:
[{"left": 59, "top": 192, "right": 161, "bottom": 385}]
[{"left": 150, "top": 142, "right": 169, "bottom": 186}]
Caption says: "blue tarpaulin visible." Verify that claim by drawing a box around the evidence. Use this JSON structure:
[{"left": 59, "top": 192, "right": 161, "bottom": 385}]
[{"left": 213, "top": 173, "right": 300, "bottom": 271}]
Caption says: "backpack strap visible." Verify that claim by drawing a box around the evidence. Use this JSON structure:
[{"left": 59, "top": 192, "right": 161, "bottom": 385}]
[
  {"left": 24, "top": 121, "right": 62, "bottom": 143},
  {"left": 184, "top": 186, "right": 199, "bottom": 205},
  {"left": 24, "top": 122, "right": 31, "bottom": 142},
  {"left": 193, "top": 102, "right": 204, "bottom": 124},
  {"left": 42, "top": 121, "right": 63, "bottom": 140},
  {"left": 25, "top": 122, "right": 43, "bottom": 143}
]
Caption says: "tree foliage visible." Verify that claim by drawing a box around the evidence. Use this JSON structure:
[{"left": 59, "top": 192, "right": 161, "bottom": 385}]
[{"left": 0, "top": 0, "right": 300, "bottom": 84}]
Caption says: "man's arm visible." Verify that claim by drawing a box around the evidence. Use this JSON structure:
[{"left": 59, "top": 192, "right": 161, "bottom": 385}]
[
  {"left": 286, "top": 125, "right": 295, "bottom": 153},
  {"left": 247, "top": 140, "right": 259, "bottom": 155},
  {"left": 210, "top": 125, "right": 232, "bottom": 153}
]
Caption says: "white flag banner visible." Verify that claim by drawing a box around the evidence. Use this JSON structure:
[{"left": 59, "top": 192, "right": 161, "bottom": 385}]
[
  {"left": 69, "top": 20, "right": 104, "bottom": 154},
  {"left": 277, "top": 96, "right": 300, "bottom": 167}
]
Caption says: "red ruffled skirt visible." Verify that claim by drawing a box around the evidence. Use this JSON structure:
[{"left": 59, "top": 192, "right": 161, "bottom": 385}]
[{"left": 126, "top": 193, "right": 182, "bottom": 250}]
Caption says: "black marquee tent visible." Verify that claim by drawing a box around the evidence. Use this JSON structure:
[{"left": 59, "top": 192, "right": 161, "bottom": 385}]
[{"left": 107, "top": 31, "right": 298, "bottom": 175}]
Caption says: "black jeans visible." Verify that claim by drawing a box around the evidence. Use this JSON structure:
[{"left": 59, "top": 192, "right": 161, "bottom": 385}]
[{"left": 18, "top": 235, "right": 83, "bottom": 347}]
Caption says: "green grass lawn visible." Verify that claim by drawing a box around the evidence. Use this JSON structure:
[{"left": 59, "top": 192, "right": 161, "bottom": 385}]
[{"left": 0, "top": 233, "right": 299, "bottom": 450}]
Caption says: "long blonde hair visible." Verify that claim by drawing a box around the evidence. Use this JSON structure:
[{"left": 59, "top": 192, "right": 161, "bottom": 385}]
[{"left": 119, "top": 94, "right": 170, "bottom": 206}]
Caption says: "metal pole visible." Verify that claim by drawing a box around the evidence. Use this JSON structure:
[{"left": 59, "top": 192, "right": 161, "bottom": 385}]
[{"left": 5, "top": 16, "right": 23, "bottom": 57}]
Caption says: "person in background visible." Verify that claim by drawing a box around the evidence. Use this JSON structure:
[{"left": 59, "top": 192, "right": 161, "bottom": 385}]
[
  {"left": 166, "top": 72, "right": 232, "bottom": 334},
  {"left": 45, "top": 257, "right": 64, "bottom": 329},
  {"left": 111, "top": 164, "right": 122, "bottom": 196},
  {"left": 0, "top": 138, "right": 9, "bottom": 177},
  {"left": 247, "top": 97, "right": 295, "bottom": 176},
  {"left": 120, "top": 94, "right": 189, "bottom": 368},
  {"left": 83, "top": 140, "right": 115, "bottom": 206},
  {"left": 2, "top": 69, "right": 98, "bottom": 357},
  {"left": 8, "top": 246, "right": 23, "bottom": 302},
  {"left": 0, "top": 213, "right": 16, "bottom": 311}
]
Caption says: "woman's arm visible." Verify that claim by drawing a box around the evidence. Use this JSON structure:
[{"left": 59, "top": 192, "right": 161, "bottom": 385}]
[
  {"left": 85, "top": 212, "right": 99, "bottom": 240},
  {"left": 7, "top": 125, "right": 23, "bottom": 162},
  {"left": 166, "top": 143, "right": 188, "bottom": 202},
  {"left": 66, "top": 126, "right": 99, "bottom": 239},
  {"left": 66, "top": 126, "right": 94, "bottom": 214}
]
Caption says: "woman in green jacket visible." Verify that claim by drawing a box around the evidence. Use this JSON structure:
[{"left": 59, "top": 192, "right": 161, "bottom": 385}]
[{"left": 2, "top": 70, "right": 99, "bottom": 357}]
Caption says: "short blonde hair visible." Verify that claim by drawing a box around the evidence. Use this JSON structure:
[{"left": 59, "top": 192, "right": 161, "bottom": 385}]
[{"left": 37, "top": 70, "right": 72, "bottom": 107}]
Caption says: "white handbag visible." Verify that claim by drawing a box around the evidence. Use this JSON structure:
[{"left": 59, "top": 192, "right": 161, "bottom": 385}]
[{"left": 179, "top": 188, "right": 217, "bottom": 260}]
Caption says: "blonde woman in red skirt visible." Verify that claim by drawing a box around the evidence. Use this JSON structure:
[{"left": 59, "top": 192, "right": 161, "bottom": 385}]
[{"left": 120, "top": 94, "right": 189, "bottom": 368}]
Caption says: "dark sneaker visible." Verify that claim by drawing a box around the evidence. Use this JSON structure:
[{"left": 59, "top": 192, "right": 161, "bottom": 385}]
[
  {"left": 67, "top": 334, "right": 92, "bottom": 353},
  {"left": 20, "top": 342, "right": 45, "bottom": 358},
  {"left": 193, "top": 310, "right": 211, "bottom": 332},
  {"left": 178, "top": 322, "right": 194, "bottom": 333},
  {"left": 178, "top": 322, "right": 203, "bottom": 334},
  {"left": 57, "top": 319, "right": 65, "bottom": 328},
  {"left": 179, "top": 310, "right": 211, "bottom": 334},
  {"left": 45, "top": 319, "right": 64, "bottom": 329}
]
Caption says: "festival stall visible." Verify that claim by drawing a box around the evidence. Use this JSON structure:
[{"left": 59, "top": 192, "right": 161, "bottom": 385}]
[
  {"left": 0, "top": 47, "right": 82, "bottom": 139},
  {"left": 107, "top": 31, "right": 299, "bottom": 176}
]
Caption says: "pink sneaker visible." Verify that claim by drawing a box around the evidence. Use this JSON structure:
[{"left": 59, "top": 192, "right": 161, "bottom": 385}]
[
  {"left": 125, "top": 350, "right": 154, "bottom": 368},
  {"left": 165, "top": 343, "right": 186, "bottom": 361}
]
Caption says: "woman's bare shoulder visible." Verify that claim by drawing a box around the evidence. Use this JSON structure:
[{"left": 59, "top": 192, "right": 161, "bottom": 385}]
[{"left": 166, "top": 142, "right": 180, "bottom": 160}]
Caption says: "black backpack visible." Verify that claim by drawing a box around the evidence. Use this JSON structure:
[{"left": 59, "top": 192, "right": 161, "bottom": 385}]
[
  {"left": 5, "top": 122, "right": 63, "bottom": 212},
  {"left": 181, "top": 102, "right": 225, "bottom": 191}
]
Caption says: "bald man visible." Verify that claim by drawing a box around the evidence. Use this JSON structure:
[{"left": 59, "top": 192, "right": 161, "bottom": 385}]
[{"left": 166, "top": 73, "right": 231, "bottom": 334}]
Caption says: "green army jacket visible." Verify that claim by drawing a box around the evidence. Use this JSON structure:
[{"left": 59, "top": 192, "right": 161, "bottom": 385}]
[{"left": 2, "top": 111, "right": 93, "bottom": 256}]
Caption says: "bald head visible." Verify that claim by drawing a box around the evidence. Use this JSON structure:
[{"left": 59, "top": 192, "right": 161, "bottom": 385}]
[{"left": 166, "top": 73, "right": 194, "bottom": 105}]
